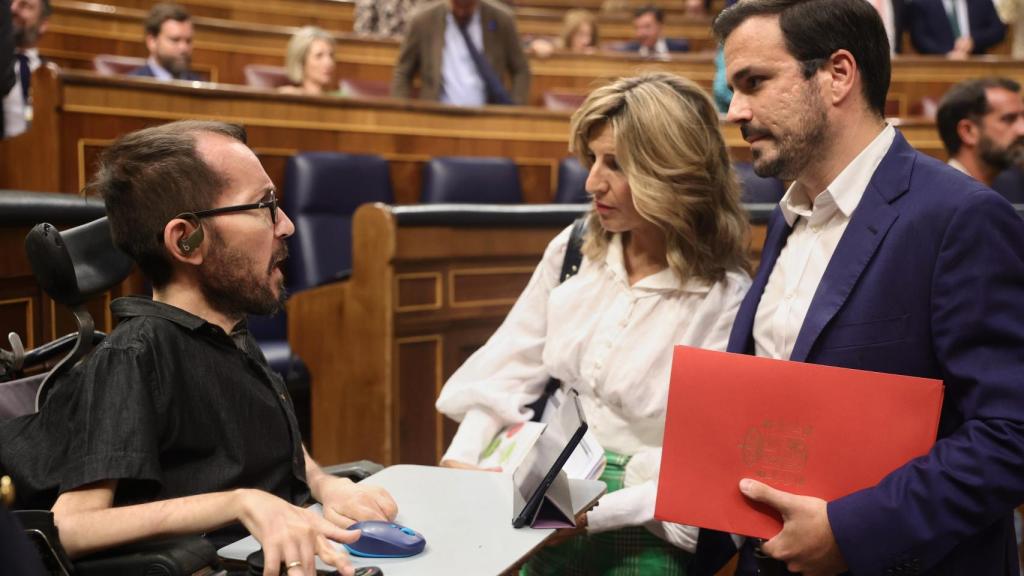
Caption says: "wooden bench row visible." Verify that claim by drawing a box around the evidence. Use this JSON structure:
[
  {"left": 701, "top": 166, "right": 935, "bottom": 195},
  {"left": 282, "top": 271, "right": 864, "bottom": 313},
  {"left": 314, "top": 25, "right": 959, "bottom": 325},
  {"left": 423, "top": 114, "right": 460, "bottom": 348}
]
[{"left": 41, "top": 1, "right": 1023, "bottom": 113}]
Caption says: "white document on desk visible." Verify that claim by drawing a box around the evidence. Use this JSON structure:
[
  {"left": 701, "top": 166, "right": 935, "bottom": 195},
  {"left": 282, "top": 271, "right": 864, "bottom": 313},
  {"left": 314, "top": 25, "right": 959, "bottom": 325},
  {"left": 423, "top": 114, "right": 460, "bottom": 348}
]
[{"left": 218, "top": 465, "right": 605, "bottom": 575}]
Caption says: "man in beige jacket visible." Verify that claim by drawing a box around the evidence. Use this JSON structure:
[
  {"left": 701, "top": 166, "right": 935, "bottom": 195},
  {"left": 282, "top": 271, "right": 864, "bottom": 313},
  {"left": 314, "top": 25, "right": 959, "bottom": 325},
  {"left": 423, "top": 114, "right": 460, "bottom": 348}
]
[{"left": 391, "top": 0, "right": 531, "bottom": 106}]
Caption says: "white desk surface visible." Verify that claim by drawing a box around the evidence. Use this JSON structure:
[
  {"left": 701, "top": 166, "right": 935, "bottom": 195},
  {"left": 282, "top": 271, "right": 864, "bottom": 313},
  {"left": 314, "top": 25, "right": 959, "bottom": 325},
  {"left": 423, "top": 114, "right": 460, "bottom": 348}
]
[{"left": 218, "top": 464, "right": 606, "bottom": 575}]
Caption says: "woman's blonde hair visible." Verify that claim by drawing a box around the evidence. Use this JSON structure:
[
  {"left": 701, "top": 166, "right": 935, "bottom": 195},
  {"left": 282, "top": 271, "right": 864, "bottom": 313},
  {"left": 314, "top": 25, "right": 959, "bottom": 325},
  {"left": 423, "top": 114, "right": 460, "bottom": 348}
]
[
  {"left": 284, "top": 26, "right": 335, "bottom": 85},
  {"left": 559, "top": 9, "right": 599, "bottom": 49},
  {"left": 569, "top": 72, "right": 749, "bottom": 284}
]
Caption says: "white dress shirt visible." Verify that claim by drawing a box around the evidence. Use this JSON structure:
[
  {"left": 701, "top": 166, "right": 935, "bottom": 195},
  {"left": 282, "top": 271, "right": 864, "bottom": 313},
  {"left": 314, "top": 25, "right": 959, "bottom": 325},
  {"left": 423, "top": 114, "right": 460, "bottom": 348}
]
[
  {"left": 753, "top": 124, "right": 896, "bottom": 361},
  {"left": 439, "top": 9, "right": 486, "bottom": 107},
  {"left": 3, "top": 48, "right": 40, "bottom": 138},
  {"left": 436, "top": 225, "right": 751, "bottom": 550},
  {"left": 947, "top": 157, "right": 971, "bottom": 176}
]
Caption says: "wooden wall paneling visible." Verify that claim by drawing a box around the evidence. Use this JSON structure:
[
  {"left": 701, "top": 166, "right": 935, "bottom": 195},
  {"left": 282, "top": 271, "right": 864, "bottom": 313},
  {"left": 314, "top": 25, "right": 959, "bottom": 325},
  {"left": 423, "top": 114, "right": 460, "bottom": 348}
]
[
  {"left": 0, "top": 65, "right": 62, "bottom": 192},
  {"left": 46, "top": 72, "right": 578, "bottom": 203},
  {"left": 0, "top": 295, "right": 36, "bottom": 351},
  {"left": 395, "top": 335, "right": 443, "bottom": 465}
]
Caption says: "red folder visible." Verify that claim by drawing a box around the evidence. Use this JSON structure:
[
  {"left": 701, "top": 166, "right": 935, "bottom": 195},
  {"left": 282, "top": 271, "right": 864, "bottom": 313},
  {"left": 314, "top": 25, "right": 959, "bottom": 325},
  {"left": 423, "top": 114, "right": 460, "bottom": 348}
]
[{"left": 655, "top": 346, "right": 943, "bottom": 538}]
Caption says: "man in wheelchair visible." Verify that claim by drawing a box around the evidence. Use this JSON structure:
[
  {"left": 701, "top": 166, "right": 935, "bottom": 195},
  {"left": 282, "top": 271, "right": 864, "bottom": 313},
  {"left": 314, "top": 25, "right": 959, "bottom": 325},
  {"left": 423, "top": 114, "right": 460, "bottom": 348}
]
[{"left": 1, "top": 120, "right": 396, "bottom": 576}]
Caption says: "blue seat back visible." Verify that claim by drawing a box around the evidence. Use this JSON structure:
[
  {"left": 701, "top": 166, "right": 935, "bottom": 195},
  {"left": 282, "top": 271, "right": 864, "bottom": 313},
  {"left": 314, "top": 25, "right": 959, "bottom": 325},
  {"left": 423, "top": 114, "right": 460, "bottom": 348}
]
[
  {"left": 554, "top": 157, "right": 589, "bottom": 203},
  {"left": 284, "top": 152, "right": 394, "bottom": 293},
  {"left": 734, "top": 161, "right": 785, "bottom": 204},
  {"left": 421, "top": 157, "right": 522, "bottom": 204}
]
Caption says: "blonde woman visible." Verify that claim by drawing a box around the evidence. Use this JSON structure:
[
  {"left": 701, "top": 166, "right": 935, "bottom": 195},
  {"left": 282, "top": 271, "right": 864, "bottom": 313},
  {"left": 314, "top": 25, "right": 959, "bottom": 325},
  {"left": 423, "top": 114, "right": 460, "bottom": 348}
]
[
  {"left": 530, "top": 9, "right": 600, "bottom": 57},
  {"left": 279, "top": 26, "right": 338, "bottom": 96},
  {"left": 435, "top": 73, "right": 752, "bottom": 574}
]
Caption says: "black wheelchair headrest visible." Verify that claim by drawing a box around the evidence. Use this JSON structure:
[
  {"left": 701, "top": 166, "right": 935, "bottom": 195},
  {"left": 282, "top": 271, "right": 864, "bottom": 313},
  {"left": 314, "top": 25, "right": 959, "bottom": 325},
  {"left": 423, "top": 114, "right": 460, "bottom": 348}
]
[{"left": 24, "top": 218, "right": 134, "bottom": 308}]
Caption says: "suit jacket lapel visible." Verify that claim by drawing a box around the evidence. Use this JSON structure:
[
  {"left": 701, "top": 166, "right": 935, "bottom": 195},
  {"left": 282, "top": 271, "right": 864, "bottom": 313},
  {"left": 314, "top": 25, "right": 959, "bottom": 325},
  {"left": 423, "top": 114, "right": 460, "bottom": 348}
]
[
  {"left": 728, "top": 209, "right": 793, "bottom": 354},
  {"left": 788, "top": 131, "right": 915, "bottom": 362}
]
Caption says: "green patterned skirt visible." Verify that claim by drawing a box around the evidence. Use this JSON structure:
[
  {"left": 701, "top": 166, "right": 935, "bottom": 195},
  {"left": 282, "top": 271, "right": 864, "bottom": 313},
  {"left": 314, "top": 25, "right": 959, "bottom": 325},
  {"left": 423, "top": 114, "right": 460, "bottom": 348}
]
[{"left": 521, "top": 451, "right": 692, "bottom": 576}]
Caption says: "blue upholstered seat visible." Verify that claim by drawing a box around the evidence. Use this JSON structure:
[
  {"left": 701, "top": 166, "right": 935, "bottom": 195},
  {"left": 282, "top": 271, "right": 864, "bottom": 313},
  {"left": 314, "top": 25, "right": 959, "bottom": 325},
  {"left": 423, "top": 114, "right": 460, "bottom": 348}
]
[
  {"left": 554, "top": 157, "right": 589, "bottom": 204},
  {"left": 421, "top": 157, "right": 522, "bottom": 204},
  {"left": 733, "top": 161, "right": 785, "bottom": 204},
  {"left": 248, "top": 152, "right": 394, "bottom": 443}
]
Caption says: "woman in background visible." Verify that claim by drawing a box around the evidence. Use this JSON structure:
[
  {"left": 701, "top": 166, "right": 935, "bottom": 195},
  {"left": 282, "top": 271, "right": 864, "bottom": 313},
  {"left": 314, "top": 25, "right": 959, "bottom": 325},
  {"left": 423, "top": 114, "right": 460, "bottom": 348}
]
[
  {"left": 279, "top": 26, "right": 338, "bottom": 96},
  {"left": 435, "top": 73, "right": 752, "bottom": 575},
  {"left": 530, "top": 9, "right": 600, "bottom": 57}
]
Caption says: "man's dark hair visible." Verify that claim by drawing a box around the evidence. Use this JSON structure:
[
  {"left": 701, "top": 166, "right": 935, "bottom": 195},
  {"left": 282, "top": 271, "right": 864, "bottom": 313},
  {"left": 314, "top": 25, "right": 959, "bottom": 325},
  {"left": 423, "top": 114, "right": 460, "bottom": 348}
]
[
  {"left": 633, "top": 5, "right": 665, "bottom": 23},
  {"left": 713, "top": 0, "right": 891, "bottom": 117},
  {"left": 39, "top": 0, "right": 52, "bottom": 20},
  {"left": 144, "top": 2, "right": 191, "bottom": 38},
  {"left": 91, "top": 120, "right": 247, "bottom": 287},
  {"left": 937, "top": 77, "right": 1021, "bottom": 156}
]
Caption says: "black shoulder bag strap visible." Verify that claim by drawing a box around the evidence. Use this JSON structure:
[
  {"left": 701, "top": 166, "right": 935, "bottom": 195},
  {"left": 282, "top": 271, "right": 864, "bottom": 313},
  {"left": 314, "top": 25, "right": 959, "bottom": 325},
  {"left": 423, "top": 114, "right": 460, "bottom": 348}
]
[{"left": 527, "top": 216, "right": 588, "bottom": 422}]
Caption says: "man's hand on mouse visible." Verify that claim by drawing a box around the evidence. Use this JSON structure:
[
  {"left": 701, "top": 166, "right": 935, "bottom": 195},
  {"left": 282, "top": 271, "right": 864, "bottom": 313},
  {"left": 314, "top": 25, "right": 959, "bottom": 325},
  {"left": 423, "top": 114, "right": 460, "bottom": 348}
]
[
  {"left": 233, "top": 488, "right": 361, "bottom": 576},
  {"left": 316, "top": 476, "right": 399, "bottom": 529},
  {"left": 439, "top": 459, "right": 502, "bottom": 472}
]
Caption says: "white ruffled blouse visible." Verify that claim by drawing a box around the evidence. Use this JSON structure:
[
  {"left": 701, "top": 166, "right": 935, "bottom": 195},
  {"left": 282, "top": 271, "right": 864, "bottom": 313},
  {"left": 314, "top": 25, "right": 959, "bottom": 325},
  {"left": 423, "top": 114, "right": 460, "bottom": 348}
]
[{"left": 435, "top": 224, "right": 751, "bottom": 551}]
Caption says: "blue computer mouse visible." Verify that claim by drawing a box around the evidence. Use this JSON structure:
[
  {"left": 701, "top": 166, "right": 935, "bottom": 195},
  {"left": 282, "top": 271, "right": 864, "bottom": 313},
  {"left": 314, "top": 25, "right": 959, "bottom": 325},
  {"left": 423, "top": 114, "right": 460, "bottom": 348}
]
[{"left": 344, "top": 521, "right": 426, "bottom": 558}]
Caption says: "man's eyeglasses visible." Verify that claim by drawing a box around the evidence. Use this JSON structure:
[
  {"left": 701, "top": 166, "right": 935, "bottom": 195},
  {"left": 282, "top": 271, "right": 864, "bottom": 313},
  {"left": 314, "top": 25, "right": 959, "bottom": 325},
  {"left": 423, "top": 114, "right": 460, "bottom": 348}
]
[{"left": 180, "top": 192, "right": 279, "bottom": 225}]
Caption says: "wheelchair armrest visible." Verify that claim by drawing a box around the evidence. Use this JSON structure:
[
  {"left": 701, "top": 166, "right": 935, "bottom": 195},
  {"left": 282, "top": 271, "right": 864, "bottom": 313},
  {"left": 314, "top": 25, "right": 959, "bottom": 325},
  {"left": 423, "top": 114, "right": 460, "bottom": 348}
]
[
  {"left": 19, "top": 332, "right": 106, "bottom": 372},
  {"left": 321, "top": 460, "right": 383, "bottom": 482},
  {"left": 74, "top": 536, "right": 218, "bottom": 576},
  {"left": 14, "top": 510, "right": 218, "bottom": 576}
]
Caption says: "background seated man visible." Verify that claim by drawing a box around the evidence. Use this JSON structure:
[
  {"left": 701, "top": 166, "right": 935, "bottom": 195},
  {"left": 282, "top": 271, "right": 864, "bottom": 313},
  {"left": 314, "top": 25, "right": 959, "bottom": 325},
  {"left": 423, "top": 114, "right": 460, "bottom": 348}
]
[
  {"left": 937, "top": 77, "right": 1024, "bottom": 194},
  {"left": 2, "top": 0, "right": 50, "bottom": 138},
  {"left": 907, "top": 0, "right": 1006, "bottom": 58},
  {"left": 130, "top": 2, "right": 198, "bottom": 81},
  {"left": 619, "top": 5, "right": 689, "bottom": 56},
  {"left": 0, "top": 120, "right": 397, "bottom": 576}
]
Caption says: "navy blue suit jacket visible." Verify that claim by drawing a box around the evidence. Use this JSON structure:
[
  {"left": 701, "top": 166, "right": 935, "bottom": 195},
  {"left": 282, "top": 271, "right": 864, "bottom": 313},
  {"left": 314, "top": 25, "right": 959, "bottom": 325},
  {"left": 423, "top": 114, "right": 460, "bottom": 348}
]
[
  {"left": 620, "top": 37, "right": 690, "bottom": 53},
  {"left": 128, "top": 64, "right": 200, "bottom": 82},
  {"left": 908, "top": 0, "right": 1006, "bottom": 54},
  {"left": 993, "top": 167, "right": 1024, "bottom": 204},
  {"left": 699, "top": 131, "right": 1024, "bottom": 576}
]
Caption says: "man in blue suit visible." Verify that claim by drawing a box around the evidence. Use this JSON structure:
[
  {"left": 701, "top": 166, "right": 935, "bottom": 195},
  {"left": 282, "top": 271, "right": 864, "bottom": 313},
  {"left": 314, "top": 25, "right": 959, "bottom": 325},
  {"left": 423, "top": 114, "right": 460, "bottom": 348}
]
[
  {"left": 908, "top": 0, "right": 1006, "bottom": 57},
  {"left": 693, "top": 0, "right": 1024, "bottom": 574},
  {"left": 620, "top": 6, "right": 689, "bottom": 56},
  {"left": 129, "top": 3, "right": 199, "bottom": 82}
]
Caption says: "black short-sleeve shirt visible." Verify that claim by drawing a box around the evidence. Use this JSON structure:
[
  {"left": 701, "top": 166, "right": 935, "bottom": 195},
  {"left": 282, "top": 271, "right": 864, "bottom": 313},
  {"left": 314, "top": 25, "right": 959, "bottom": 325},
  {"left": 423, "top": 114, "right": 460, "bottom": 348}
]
[{"left": 2, "top": 297, "right": 309, "bottom": 512}]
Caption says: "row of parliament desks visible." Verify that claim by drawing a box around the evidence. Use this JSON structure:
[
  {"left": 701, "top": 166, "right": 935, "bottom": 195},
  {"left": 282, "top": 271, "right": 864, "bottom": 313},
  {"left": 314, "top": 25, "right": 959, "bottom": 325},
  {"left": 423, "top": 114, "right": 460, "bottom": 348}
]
[
  {"left": 87, "top": 0, "right": 720, "bottom": 47},
  {"left": 41, "top": 0, "right": 1023, "bottom": 113},
  {"left": 0, "top": 68, "right": 947, "bottom": 203}
]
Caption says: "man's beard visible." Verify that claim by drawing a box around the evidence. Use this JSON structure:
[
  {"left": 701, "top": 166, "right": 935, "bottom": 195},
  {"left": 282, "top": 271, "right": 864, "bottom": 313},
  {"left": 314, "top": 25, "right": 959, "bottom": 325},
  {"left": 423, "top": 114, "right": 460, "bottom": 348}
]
[
  {"left": 198, "top": 234, "right": 288, "bottom": 321},
  {"left": 13, "top": 25, "right": 40, "bottom": 49},
  {"left": 157, "top": 52, "right": 192, "bottom": 78},
  {"left": 978, "top": 134, "right": 1024, "bottom": 172},
  {"left": 744, "top": 82, "right": 829, "bottom": 181}
]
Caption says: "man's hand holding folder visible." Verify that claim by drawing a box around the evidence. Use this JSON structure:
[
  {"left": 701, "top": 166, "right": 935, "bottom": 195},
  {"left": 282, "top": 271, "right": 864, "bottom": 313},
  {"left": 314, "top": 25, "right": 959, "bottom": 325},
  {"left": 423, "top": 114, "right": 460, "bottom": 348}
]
[
  {"left": 655, "top": 347, "right": 944, "bottom": 573},
  {"left": 738, "top": 479, "right": 845, "bottom": 575}
]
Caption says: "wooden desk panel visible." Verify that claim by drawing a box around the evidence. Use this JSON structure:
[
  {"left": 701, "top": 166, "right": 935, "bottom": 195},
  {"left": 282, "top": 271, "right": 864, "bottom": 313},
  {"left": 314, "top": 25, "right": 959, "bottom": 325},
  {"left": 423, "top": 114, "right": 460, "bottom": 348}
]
[{"left": 0, "top": 69, "right": 951, "bottom": 203}]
